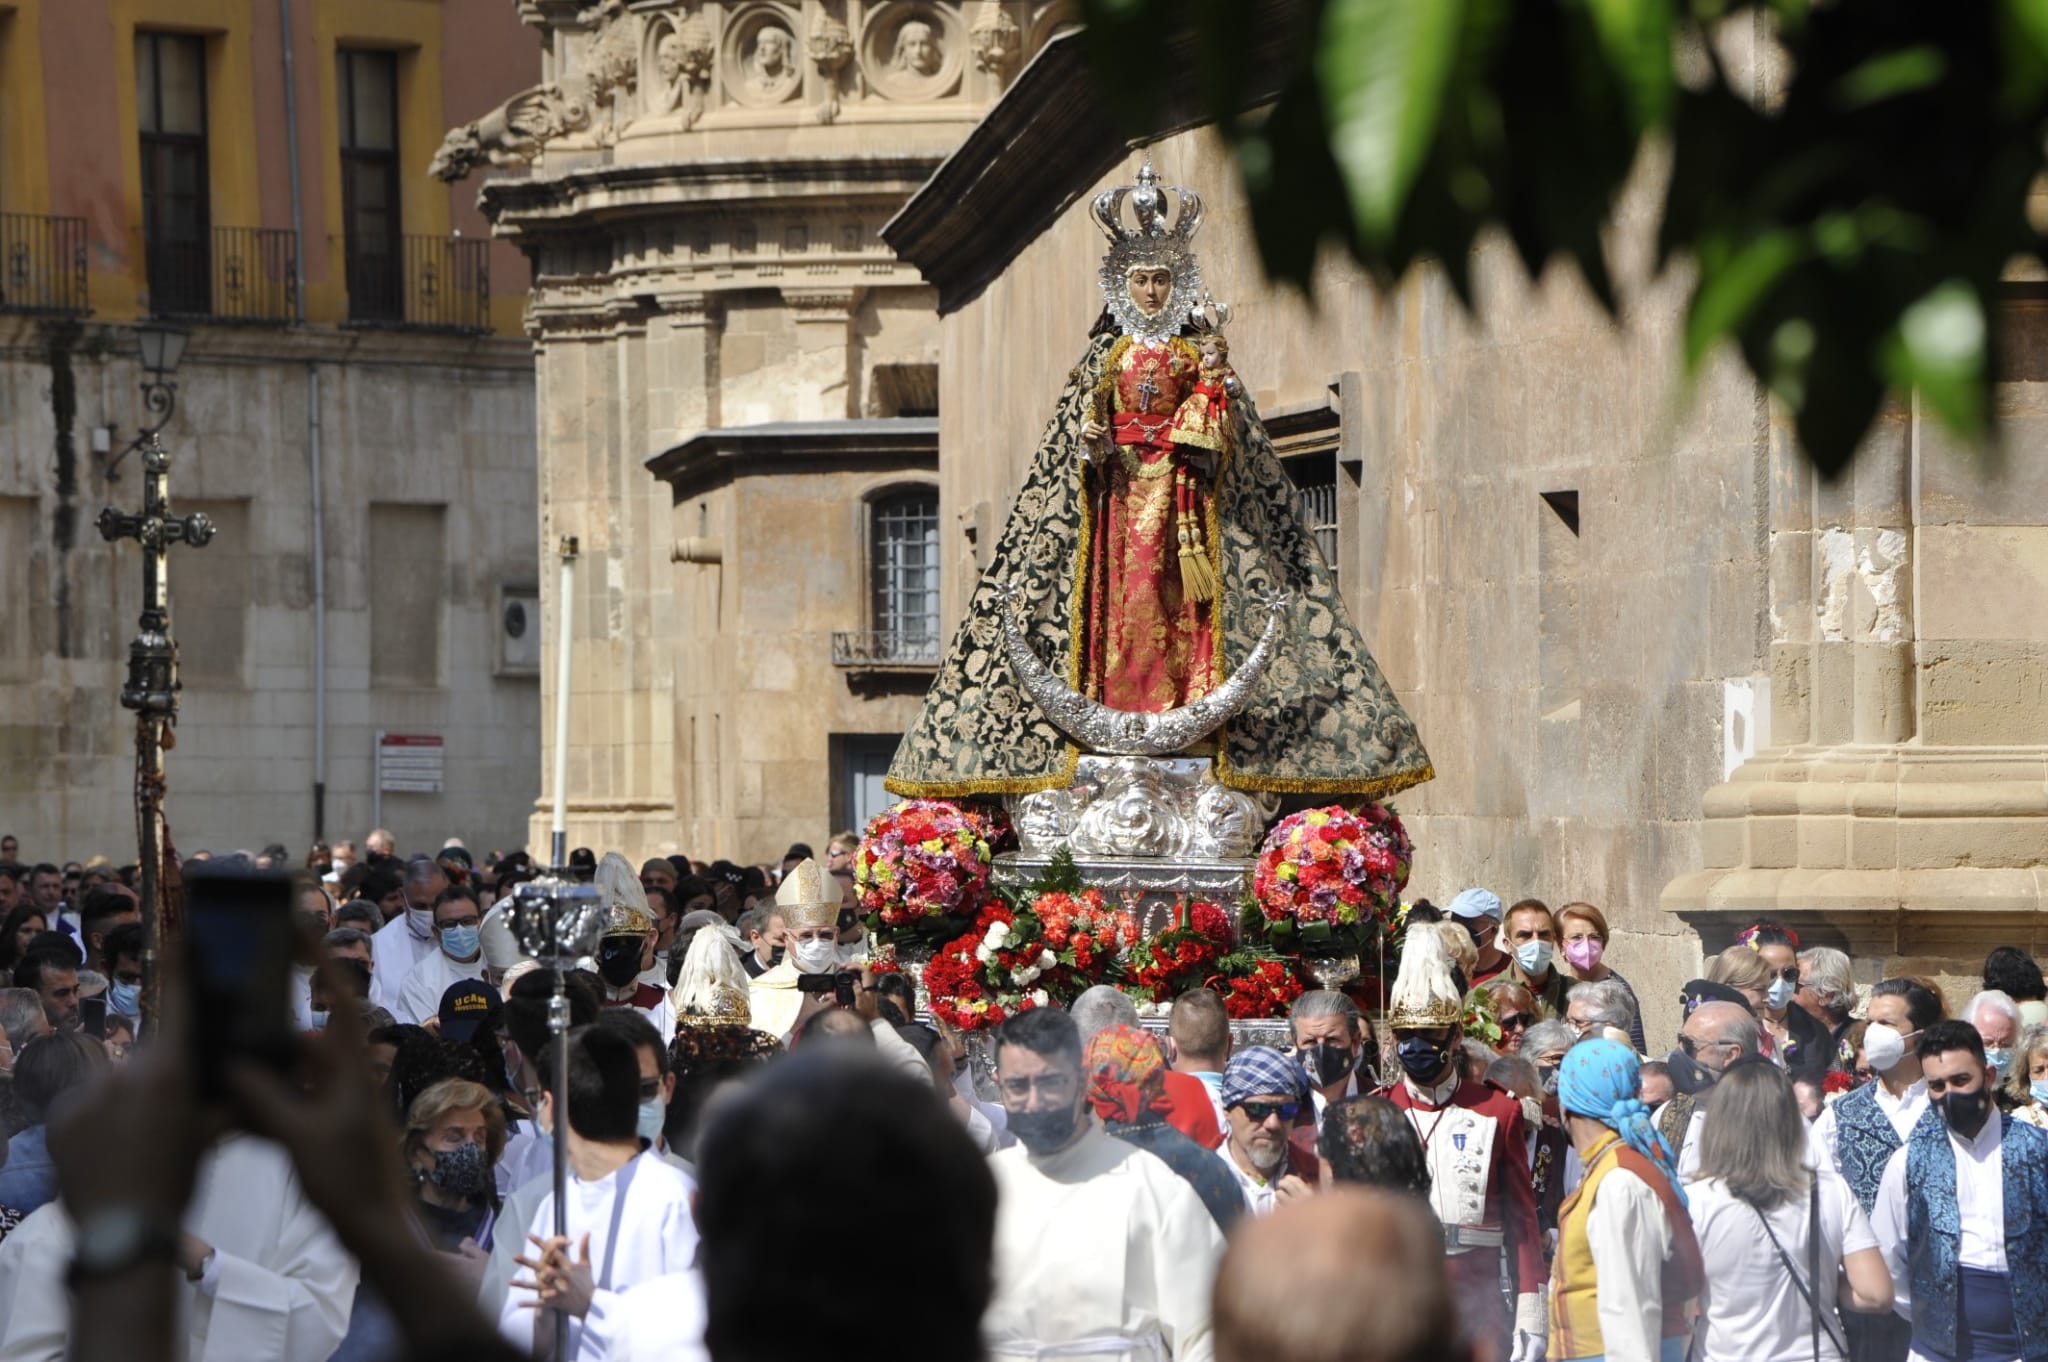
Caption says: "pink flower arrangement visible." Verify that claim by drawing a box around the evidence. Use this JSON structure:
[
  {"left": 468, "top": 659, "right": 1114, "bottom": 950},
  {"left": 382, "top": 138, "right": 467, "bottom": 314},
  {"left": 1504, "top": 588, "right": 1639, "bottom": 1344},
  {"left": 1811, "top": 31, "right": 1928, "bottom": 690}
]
[
  {"left": 1252, "top": 804, "right": 1411, "bottom": 951},
  {"left": 853, "top": 799, "right": 994, "bottom": 941}
]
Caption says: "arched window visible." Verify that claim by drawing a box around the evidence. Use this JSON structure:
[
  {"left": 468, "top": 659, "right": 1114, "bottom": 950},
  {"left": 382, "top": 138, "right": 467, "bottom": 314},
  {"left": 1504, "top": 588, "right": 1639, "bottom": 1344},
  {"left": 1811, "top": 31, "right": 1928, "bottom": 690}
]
[{"left": 870, "top": 487, "right": 939, "bottom": 662}]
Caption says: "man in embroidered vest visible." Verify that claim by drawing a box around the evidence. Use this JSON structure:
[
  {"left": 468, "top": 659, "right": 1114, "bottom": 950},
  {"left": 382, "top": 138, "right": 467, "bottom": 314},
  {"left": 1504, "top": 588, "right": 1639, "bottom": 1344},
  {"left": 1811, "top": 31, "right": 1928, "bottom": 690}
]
[
  {"left": 1811, "top": 976, "right": 1939, "bottom": 1362},
  {"left": 1871, "top": 1019, "right": 2048, "bottom": 1362},
  {"left": 1377, "top": 926, "right": 1547, "bottom": 1362},
  {"left": 1548, "top": 1038, "right": 1703, "bottom": 1362}
]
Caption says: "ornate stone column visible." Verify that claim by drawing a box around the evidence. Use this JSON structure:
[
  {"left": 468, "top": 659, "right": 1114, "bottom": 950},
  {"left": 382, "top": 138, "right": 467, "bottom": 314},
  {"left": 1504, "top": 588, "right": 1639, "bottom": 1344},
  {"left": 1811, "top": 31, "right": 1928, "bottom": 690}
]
[{"left": 1665, "top": 385, "right": 2048, "bottom": 976}]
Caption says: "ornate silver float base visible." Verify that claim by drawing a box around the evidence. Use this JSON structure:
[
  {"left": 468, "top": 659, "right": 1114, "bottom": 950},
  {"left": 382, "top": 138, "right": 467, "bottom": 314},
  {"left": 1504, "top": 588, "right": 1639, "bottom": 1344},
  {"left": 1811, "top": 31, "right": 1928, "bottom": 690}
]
[{"left": 993, "top": 852, "right": 1252, "bottom": 938}]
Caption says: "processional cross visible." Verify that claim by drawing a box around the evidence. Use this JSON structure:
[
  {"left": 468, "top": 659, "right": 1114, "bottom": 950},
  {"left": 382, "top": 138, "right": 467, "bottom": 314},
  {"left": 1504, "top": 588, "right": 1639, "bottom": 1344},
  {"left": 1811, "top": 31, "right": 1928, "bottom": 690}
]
[{"left": 95, "top": 329, "right": 212, "bottom": 1024}]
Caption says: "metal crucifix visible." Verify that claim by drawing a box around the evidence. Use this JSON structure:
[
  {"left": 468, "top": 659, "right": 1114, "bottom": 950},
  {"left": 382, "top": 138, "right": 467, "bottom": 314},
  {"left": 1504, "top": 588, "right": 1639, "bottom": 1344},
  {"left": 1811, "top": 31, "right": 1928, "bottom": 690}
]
[{"left": 96, "top": 332, "right": 211, "bottom": 1027}]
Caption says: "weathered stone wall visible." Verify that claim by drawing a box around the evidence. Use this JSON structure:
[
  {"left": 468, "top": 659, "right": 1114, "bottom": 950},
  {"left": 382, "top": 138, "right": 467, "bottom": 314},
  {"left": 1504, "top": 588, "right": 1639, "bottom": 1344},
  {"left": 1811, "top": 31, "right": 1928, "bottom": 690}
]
[{"left": 0, "top": 319, "right": 540, "bottom": 860}]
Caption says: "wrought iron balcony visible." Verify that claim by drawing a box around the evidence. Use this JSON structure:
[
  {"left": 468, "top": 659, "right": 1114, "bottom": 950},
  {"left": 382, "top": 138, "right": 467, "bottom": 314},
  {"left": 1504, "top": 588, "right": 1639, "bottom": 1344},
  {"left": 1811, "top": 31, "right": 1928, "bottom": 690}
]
[
  {"left": 147, "top": 227, "right": 298, "bottom": 323},
  {"left": 344, "top": 234, "right": 490, "bottom": 333},
  {"left": 0, "top": 213, "right": 89, "bottom": 315},
  {"left": 832, "top": 630, "right": 941, "bottom": 670}
]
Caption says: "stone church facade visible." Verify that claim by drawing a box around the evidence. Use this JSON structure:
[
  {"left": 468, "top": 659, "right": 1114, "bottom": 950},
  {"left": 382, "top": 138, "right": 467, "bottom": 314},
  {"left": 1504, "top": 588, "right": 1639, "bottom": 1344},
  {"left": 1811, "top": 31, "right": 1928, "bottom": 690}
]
[{"left": 453, "top": 2, "right": 1067, "bottom": 861}]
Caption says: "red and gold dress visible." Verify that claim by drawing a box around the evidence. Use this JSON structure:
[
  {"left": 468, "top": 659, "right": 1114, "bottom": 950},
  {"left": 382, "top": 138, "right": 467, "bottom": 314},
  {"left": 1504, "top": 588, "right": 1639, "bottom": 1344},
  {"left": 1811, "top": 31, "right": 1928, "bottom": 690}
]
[{"left": 1083, "top": 335, "right": 1234, "bottom": 712}]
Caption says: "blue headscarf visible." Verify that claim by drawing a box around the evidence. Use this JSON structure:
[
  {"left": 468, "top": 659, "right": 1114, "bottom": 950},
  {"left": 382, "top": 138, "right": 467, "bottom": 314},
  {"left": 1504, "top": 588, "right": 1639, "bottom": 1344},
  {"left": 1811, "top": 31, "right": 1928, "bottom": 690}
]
[
  {"left": 1221, "top": 1045, "right": 1310, "bottom": 1109},
  {"left": 1558, "top": 1037, "right": 1686, "bottom": 1206}
]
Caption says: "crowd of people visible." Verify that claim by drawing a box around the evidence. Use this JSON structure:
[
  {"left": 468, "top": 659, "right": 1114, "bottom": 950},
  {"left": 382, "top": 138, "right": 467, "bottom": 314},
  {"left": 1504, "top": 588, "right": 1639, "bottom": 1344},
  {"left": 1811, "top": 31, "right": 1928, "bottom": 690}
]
[{"left": 0, "top": 828, "right": 2044, "bottom": 1362}]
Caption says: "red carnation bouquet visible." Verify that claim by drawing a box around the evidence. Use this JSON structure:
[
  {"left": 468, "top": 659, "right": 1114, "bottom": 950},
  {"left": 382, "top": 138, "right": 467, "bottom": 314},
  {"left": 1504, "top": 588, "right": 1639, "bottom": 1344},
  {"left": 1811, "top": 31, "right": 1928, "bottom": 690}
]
[
  {"left": 1252, "top": 804, "right": 1411, "bottom": 955},
  {"left": 1031, "top": 888, "right": 1139, "bottom": 980},
  {"left": 922, "top": 902, "right": 1075, "bottom": 1032},
  {"left": 1126, "top": 900, "right": 1234, "bottom": 1004},
  {"left": 854, "top": 799, "right": 995, "bottom": 948},
  {"left": 1218, "top": 957, "right": 1308, "bottom": 1019}
]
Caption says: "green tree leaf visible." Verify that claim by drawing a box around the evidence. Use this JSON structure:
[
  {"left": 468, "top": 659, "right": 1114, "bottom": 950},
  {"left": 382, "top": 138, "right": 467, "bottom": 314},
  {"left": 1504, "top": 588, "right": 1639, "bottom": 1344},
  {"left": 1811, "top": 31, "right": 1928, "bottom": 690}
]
[
  {"left": 1581, "top": 0, "right": 1677, "bottom": 130},
  {"left": 1318, "top": 0, "right": 1467, "bottom": 246}
]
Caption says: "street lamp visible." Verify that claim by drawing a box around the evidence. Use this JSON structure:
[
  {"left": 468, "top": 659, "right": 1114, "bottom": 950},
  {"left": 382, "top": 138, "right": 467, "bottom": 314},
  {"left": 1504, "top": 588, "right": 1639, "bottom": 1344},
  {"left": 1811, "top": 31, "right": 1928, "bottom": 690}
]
[
  {"left": 96, "top": 323, "right": 212, "bottom": 1027},
  {"left": 106, "top": 322, "right": 189, "bottom": 479}
]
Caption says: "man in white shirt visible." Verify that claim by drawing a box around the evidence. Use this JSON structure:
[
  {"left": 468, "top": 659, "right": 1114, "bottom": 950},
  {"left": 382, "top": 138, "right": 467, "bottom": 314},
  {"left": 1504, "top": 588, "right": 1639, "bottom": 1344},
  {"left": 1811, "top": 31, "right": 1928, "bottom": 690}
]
[
  {"left": 368, "top": 856, "right": 449, "bottom": 1014},
  {"left": 500, "top": 1024, "right": 697, "bottom": 1361},
  {"left": 981, "top": 1006, "right": 1225, "bottom": 1361},
  {"left": 0, "top": 1135, "right": 357, "bottom": 1362},
  {"left": 394, "top": 888, "right": 489, "bottom": 1025},
  {"left": 1214, "top": 1046, "right": 1316, "bottom": 1216},
  {"left": 1870, "top": 1020, "right": 2048, "bottom": 1362},
  {"left": 1810, "top": 977, "right": 1938, "bottom": 1210}
]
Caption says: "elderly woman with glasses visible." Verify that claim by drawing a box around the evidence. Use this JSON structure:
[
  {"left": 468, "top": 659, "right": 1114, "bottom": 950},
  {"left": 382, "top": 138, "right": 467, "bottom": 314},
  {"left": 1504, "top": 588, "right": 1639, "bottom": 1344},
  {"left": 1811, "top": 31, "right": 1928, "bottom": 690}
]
[{"left": 1567, "top": 979, "right": 1642, "bottom": 1053}]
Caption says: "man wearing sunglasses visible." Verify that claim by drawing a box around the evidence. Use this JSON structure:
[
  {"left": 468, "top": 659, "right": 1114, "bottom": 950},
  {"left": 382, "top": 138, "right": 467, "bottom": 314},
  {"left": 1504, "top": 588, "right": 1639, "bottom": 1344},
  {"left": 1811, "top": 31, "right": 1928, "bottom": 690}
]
[{"left": 1216, "top": 1047, "right": 1319, "bottom": 1216}]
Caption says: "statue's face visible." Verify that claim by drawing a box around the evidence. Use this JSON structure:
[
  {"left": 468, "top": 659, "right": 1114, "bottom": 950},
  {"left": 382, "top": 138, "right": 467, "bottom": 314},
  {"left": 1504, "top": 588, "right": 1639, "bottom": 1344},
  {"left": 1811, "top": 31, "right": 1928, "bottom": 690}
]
[
  {"left": 1126, "top": 266, "right": 1174, "bottom": 317},
  {"left": 657, "top": 36, "right": 683, "bottom": 82},
  {"left": 757, "top": 29, "right": 789, "bottom": 69},
  {"left": 896, "top": 23, "right": 938, "bottom": 73}
]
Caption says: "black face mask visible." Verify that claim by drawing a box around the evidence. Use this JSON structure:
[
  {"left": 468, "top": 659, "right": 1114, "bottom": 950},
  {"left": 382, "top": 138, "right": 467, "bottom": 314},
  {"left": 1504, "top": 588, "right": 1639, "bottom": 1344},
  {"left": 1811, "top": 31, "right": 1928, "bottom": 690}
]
[
  {"left": 1663, "top": 1049, "right": 1720, "bottom": 1096},
  {"left": 1396, "top": 1034, "right": 1451, "bottom": 1083},
  {"left": 1301, "top": 1041, "right": 1357, "bottom": 1089},
  {"left": 1007, "top": 1103, "right": 1081, "bottom": 1155},
  {"left": 596, "top": 939, "right": 643, "bottom": 987},
  {"left": 1940, "top": 1086, "right": 1993, "bottom": 1139},
  {"left": 762, "top": 944, "right": 785, "bottom": 967}
]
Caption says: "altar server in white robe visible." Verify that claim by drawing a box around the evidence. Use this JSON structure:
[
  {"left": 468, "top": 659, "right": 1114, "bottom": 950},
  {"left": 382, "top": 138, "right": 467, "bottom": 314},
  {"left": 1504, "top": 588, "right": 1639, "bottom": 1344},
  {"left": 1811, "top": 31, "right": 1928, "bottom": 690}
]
[
  {"left": 368, "top": 856, "right": 450, "bottom": 1014},
  {"left": 0, "top": 1135, "right": 357, "bottom": 1362},
  {"left": 984, "top": 1006, "right": 1225, "bottom": 1362},
  {"left": 394, "top": 888, "right": 490, "bottom": 1025},
  {"left": 499, "top": 1022, "right": 697, "bottom": 1361}
]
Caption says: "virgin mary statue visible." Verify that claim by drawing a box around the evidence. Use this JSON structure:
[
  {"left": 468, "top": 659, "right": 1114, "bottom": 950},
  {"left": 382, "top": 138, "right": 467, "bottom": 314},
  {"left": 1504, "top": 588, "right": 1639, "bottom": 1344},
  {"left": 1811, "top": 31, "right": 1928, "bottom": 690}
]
[{"left": 886, "top": 164, "right": 1432, "bottom": 799}]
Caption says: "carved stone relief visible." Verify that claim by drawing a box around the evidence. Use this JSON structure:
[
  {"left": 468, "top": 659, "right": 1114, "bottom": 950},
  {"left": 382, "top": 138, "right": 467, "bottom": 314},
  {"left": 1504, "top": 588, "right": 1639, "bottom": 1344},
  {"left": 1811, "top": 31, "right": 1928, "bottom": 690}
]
[
  {"left": 726, "top": 5, "right": 803, "bottom": 106},
  {"left": 970, "top": 9, "right": 1022, "bottom": 77},
  {"left": 647, "top": 12, "right": 716, "bottom": 126},
  {"left": 807, "top": 13, "right": 855, "bottom": 123},
  {"left": 862, "top": 3, "right": 962, "bottom": 102}
]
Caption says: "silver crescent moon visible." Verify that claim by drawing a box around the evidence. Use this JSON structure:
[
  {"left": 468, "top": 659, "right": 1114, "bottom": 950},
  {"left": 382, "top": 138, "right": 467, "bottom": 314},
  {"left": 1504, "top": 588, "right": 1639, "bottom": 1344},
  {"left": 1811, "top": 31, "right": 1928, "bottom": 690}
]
[{"left": 997, "top": 584, "right": 1288, "bottom": 757}]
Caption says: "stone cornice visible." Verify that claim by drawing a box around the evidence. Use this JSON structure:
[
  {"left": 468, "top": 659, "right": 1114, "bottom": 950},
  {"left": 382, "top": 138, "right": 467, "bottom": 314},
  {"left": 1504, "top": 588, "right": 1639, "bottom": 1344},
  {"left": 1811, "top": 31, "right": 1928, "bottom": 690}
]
[
  {"left": 647, "top": 417, "right": 937, "bottom": 502},
  {"left": 0, "top": 314, "right": 532, "bottom": 372},
  {"left": 481, "top": 155, "right": 948, "bottom": 235},
  {"left": 881, "top": 4, "right": 1313, "bottom": 315}
]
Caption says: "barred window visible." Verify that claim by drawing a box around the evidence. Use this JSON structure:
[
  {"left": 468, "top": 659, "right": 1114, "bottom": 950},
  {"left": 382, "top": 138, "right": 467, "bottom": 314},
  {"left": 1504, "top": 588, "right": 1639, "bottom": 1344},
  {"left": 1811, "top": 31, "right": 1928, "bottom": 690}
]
[
  {"left": 1286, "top": 451, "right": 1340, "bottom": 589},
  {"left": 870, "top": 489, "right": 939, "bottom": 663}
]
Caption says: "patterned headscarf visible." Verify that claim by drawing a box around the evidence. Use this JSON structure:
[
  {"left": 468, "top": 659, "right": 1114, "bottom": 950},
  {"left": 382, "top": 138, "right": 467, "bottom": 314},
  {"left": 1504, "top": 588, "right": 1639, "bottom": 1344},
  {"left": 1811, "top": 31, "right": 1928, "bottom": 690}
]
[
  {"left": 1558, "top": 1037, "right": 1685, "bottom": 1206},
  {"left": 1085, "top": 1024, "right": 1171, "bottom": 1125},
  {"left": 1221, "top": 1044, "right": 1310, "bottom": 1109}
]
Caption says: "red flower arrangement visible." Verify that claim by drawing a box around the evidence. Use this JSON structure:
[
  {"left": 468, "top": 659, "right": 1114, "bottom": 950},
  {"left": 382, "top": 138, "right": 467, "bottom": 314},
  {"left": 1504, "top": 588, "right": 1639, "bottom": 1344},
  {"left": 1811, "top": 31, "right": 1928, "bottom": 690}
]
[
  {"left": 921, "top": 902, "right": 1072, "bottom": 1032},
  {"left": 1252, "top": 804, "right": 1412, "bottom": 953},
  {"left": 1125, "top": 900, "right": 1234, "bottom": 1004},
  {"left": 854, "top": 799, "right": 995, "bottom": 945},
  {"left": 1031, "top": 888, "right": 1139, "bottom": 978},
  {"left": 1219, "top": 958, "right": 1307, "bottom": 1019}
]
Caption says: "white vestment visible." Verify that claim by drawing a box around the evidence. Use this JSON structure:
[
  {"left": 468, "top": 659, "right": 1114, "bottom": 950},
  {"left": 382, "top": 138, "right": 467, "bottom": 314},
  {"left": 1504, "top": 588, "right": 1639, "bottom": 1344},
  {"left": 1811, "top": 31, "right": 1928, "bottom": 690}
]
[
  {"left": 369, "top": 909, "right": 439, "bottom": 1014},
  {"left": 0, "top": 1136, "right": 357, "bottom": 1362},
  {"left": 603, "top": 1268, "right": 710, "bottom": 1362},
  {"left": 497, "top": 1149, "right": 698, "bottom": 1362},
  {"left": 985, "top": 1127, "right": 1225, "bottom": 1362},
  {"left": 394, "top": 947, "right": 488, "bottom": 1025},
  {"left": 745, "top": 961, "right": 805, "bottom": 1040}
]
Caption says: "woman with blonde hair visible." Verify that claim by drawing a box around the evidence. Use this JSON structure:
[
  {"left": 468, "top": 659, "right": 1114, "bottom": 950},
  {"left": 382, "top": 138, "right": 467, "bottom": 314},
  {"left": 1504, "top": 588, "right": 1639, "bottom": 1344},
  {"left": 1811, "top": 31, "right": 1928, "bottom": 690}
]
[
  {"left": 404, "top": 1076, "right": 507, "bottom": 1253},
  {"left": 1555, "top": 902, "right": 1646, "bottom": 1053},
  {"left": 1687, "top": 1060, "right": 1892, "bottom": 1361},
  {"left": 2007, "top": 1023, "right": 2048, "bottom": 1128},
  {"left": 1712, "top": 935, "right": 1829, "bottom": 1075}
]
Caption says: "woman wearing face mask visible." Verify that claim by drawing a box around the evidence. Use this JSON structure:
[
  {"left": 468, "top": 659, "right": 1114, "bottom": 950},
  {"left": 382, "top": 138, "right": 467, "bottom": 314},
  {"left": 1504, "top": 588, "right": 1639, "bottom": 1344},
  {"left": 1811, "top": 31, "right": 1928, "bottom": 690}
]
[
  {"left": 2006, "top": 1024, "right": 2048, "bottom": 1129},
  {"left": 1555, "top": 902, "right": 1646, "bottom": 1053},
  {"left": 1727, "top": 924, "right": 1832, "bottom": 1077},
  {"left": 404, "top": 1077, "right": 505, "bottom": 1255}
]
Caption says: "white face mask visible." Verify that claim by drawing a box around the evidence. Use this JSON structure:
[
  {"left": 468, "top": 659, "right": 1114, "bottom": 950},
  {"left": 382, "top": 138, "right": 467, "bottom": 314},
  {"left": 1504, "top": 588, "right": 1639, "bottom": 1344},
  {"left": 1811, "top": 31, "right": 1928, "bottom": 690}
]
[
  {"left": 789, "top": 937, "right": 840, "bottom": 973},
  {"left": 1863, "top": 1022, "right": 1908, "bottom": 1073}
]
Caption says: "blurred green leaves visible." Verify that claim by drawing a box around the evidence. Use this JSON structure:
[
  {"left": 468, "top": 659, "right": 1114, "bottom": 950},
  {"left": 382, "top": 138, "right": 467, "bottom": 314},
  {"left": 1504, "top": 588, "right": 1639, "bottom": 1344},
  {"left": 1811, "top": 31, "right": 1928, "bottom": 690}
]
[{"left": 1076, "top": 0, "right": 2048, "bottom": 477}]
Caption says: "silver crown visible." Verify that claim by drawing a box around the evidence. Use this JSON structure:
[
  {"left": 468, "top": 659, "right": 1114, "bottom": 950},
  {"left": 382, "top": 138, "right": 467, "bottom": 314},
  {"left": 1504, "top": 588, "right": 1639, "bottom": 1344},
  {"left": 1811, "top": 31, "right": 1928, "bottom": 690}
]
[
  {"left": 1093, "top": 162, "right": 1211, "bottom": 343},
  {"left": 1091, "top": 162, "right": 1204, "bottom": 248}
]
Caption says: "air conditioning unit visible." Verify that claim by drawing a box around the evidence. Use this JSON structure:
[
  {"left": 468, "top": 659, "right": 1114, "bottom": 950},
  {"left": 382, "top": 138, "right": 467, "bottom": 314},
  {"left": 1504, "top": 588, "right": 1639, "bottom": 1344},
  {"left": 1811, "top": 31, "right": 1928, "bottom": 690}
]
[{"left": 498, "top": 584, "right": 541, "bottom": 677}]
